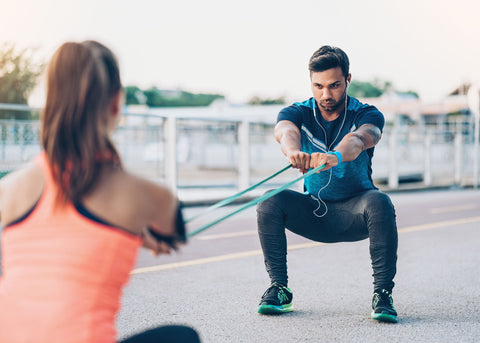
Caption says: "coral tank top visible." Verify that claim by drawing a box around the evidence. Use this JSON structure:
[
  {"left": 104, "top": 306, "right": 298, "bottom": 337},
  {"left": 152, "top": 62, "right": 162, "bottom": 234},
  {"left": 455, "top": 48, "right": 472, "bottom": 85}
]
[{"left": 0, "top": 153, "right": 142, "bottom": 343}]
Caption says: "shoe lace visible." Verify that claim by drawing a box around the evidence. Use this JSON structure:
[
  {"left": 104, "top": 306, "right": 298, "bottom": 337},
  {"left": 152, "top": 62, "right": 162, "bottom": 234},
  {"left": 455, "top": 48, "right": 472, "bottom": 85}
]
[
  {"left": 262, "top": 282, "right": 288, "bottom": 302},
  {"left": 277, "top": 288, "right": 289, "bottom": 303},
  {"left": 373, "top": 289, "right": 394, "bottom": 308}
]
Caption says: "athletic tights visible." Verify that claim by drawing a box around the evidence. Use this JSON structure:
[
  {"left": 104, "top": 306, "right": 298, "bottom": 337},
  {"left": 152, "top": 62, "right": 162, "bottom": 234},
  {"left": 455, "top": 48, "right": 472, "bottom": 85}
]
[
  {"left": 257, "top": 189, "right": 398, "bottom": 291},
  {"left": 119, "top": 325, "right": 200, "bottom": 343}
]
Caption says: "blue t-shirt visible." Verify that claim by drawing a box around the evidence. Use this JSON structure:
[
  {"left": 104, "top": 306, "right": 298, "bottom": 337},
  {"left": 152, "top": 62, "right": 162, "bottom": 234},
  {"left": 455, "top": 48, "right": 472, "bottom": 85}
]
[{"left": 277, "top": 96, "right": 384, "bottom": 201}]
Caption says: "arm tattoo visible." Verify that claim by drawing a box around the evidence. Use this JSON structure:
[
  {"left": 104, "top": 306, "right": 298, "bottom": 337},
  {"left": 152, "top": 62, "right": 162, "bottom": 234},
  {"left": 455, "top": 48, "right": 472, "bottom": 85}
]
[{"left": 364, "top": 125, "right": 382, "bottom": 145}]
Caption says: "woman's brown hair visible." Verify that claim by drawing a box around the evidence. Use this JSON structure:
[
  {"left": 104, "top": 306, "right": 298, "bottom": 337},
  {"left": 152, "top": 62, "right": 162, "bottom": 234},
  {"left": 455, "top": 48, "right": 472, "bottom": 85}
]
[{"left": 41, "top": 40, "right": 122, "bottom": 204}]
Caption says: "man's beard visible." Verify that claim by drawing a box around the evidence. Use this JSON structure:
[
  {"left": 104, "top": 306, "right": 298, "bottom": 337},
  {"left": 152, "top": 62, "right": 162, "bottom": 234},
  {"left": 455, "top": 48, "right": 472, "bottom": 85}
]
[{"left": 318, "top": 90, "right": 348, "bottom": 113}]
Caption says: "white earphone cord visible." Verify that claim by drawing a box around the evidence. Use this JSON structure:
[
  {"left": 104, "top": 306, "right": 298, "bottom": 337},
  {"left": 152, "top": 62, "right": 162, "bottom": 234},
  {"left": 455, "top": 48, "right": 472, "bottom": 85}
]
[{"left": 310, "top": 84, "right": 348, "bottom": 217}]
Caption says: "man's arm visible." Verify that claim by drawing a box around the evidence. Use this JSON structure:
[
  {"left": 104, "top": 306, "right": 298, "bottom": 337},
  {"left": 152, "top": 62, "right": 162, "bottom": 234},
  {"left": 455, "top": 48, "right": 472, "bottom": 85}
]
[
  {"left": 334, "top": 123, "right": 382, "bottom": 161},
  {"left": 309, "top": 123, "right": 382, "bottom": 171},
  {"left": 274, "top": 120, "right": 311, "bottom": 173}
]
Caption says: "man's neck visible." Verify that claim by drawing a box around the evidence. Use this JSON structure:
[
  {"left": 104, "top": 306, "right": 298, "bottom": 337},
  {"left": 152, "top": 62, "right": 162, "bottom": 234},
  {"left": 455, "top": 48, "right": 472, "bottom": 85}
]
[
  {"left": 316, "top": 98, "right": 348, "bottom": 122},
  {"left": 319, "top": 105, "right": 345, "bottom": 122},
  {"left": 320, "top": 111, "right": 341, "bottom": 122}
]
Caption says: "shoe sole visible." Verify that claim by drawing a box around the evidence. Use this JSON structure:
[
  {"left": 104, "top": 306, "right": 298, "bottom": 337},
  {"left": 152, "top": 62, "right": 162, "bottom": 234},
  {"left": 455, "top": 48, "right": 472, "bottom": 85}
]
[
  {"left": 371, "top": 311, "right": 398, "bottom": 323},
  {"left": 258, "top": 303, "right": 293, "bottom": 315}
]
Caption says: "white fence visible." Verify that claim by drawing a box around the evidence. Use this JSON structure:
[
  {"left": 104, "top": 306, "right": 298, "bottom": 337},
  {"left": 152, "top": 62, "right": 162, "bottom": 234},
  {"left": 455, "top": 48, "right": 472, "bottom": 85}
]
[{"left": 0, "top": 103, "right": 478, "bottom": 192}]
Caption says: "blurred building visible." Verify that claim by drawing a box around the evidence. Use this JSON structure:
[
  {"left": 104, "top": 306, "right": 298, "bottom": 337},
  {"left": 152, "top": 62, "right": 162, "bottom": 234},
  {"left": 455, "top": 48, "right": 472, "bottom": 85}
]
[{"left": 360, "top": 83, "right": 473, "bottom": 126}]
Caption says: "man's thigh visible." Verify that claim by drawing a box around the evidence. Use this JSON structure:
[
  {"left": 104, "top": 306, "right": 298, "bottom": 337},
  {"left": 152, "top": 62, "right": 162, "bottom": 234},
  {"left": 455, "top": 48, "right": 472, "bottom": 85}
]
[{"left": 280, "top": 192, "right": 369, "bottom": 243}]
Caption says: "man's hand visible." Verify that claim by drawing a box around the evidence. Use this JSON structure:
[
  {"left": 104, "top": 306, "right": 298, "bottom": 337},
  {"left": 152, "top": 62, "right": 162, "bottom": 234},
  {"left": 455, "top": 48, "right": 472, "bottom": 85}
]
[
  {"left": 310, "top": 152, "right": 340, "bottom": 173},
  {"left": 275, "top": 120, "right": 312, "bottom": 173},
  {"left": 287, "top": 150, "right": 311, "bottom": 173}
]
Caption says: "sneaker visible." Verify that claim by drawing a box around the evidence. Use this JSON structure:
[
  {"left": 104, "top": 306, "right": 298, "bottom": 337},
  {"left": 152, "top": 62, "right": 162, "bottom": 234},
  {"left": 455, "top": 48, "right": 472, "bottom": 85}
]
[
  {"left": 371, "top": 289, "right": 398, "bottom": 323},
  {"left": 258, "top": 282, "right": 293, "bottom": 314}
]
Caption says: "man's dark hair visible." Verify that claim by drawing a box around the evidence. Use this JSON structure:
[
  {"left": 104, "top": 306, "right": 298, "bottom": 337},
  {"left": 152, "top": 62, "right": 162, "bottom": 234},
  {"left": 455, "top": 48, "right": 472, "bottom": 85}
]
[{"left": 308, "top": 46, "right": 350, "bottom": 79}]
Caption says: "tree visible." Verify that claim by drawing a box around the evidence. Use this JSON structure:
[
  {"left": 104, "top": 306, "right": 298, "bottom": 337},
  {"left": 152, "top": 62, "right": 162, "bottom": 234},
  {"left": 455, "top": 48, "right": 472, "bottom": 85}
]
[
  {"left": 0, "top": 43, "right": 44, "bottom": 119},
  {"left": 398, "top": 90, "right": 419, "bottom": 98},
  {"left": 0, "top": 43, "right": 43, "bottom": 104},
  {"left": 139, "top": 86, "right": 224, "bottom": 107},
  {"left": 143, "top": 87, "right": 165, "bottom": 107},
  {"left": 124, "top": 85, "right": 147, "bottom": 105},
  {"left": 248, "top": 95, "right": 286, "bottom": 105},
  {"left": 348, "top": 80, "right": 384, "bottom": 98},
  {"left": 348, "top": 78, "right": 418, "bottom": 99}
]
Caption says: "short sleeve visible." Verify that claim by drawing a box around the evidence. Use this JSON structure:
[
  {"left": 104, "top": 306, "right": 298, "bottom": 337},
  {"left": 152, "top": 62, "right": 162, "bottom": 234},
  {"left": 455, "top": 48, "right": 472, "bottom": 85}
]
[
  {"left": 277, "top": 105, "right": 303, "bottom": 129},
  {"left": 356, "top": 105, "right": 385, "bottom": 132}
]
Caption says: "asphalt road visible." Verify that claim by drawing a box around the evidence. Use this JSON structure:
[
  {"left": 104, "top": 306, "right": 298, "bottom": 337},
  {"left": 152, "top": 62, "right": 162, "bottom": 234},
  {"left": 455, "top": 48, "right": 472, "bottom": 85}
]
[{"left": 116, "top": 188, "right": 480, "bottom": 342}]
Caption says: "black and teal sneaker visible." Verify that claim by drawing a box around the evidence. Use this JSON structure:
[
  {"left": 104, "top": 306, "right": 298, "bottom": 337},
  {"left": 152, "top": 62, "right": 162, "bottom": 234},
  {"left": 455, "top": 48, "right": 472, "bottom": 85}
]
[
  {"left": 371, "top": 289, "right": 398, "bottom": 323},
  {"left": 258, "top": 282, "right": 293, "bottom": 314}
]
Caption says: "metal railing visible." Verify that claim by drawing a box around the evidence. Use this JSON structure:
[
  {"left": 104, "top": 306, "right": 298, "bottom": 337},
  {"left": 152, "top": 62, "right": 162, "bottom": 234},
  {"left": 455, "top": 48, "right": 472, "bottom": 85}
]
[
  {"left": 0, "top": 103, "right": 478, "bottom": 192},
  {"left": 374, "top": 118, "right": 475, "bottom": 189}
]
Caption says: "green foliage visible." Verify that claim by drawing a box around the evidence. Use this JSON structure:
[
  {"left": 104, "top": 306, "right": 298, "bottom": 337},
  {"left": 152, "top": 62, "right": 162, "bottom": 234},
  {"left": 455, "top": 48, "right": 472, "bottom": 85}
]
[
  {"left": 0, "top": 43, "right": 43, "bottom": 104},
  {"left": 124, "top": 85, "right": 147, "bottom": 105},
  {"left": 349, "top": 78, "right": 418, "bottom": 99},
  {"left": 348, "top": 80, "right": 385, "bottom": 98},
  {"left": 144, "top": 87, "right": 170, "bottom": 107},
  {"left": 248, "top": 95, "right": 286, "bottom": 105},
  {"left": 125, "top": 86, "right": 224, "bottom": 107},
  {"left": 0, "top": 43, "right": 44, "bottom": 119},
  {"left": 398, "top": 90, "right": 419, "bottom": 98}
]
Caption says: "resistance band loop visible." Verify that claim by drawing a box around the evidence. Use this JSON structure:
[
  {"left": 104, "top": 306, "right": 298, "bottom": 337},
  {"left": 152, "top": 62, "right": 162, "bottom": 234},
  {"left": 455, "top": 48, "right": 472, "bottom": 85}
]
[
  {"left": 187, "top": 163, "right": 325, "bottom": 238},
  {"left": 185, "top": 164, "right": 292, "bottom": 223}
]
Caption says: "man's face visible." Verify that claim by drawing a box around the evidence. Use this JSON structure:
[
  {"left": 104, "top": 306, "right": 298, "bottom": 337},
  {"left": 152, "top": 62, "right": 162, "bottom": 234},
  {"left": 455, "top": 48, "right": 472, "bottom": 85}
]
[{"left": 310, "top": 67, "right": 350, "bottom": 114}]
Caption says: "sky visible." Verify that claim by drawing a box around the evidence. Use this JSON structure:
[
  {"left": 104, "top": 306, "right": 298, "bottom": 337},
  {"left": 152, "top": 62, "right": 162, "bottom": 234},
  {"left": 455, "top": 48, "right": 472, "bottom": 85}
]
[{"left": 1, "top": 0, "right": 479, "bottom": 106}]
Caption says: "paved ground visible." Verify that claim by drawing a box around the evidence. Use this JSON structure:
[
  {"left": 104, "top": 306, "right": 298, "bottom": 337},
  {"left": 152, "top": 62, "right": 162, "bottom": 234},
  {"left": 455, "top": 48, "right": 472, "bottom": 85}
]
[{"left": 116, "top": 188, "right": 480, "bottom": 342}]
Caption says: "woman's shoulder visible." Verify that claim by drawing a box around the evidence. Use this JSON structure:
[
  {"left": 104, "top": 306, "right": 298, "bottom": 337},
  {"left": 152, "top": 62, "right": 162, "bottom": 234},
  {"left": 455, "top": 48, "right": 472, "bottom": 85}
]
[
  {"left": 113, "top": 169, "right": 174, "bottom": 202},
  {"left": 0, "top": 161, "right": 44, "bottom": 226},
  {"left": 83, "top": 168, "right": 177, "bottom": 235}
]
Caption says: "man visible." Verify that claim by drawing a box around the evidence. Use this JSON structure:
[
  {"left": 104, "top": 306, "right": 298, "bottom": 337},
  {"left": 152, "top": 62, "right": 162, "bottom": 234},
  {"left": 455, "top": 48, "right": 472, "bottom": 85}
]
[{"left": 256, "top": 46, "right": 398, "bottom": 323}]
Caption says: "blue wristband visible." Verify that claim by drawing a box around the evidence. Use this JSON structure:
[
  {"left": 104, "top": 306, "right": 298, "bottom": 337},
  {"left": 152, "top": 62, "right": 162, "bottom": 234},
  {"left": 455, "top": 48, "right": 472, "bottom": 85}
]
[{"left": 328, "top": 151, "right": 342, "bottom": 166}]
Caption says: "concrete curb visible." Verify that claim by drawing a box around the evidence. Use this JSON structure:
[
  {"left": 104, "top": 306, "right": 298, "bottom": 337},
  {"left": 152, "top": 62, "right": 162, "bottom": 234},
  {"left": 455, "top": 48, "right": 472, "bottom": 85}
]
[{"left": 179, "top": 182, "right": 468, "bottom": 207}]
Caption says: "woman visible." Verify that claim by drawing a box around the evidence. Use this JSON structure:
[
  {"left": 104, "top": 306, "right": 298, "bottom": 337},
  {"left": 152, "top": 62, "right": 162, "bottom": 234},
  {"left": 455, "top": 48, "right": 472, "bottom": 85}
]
[{"left": 0, "top": 41, "right": 200, "bottom": 343}]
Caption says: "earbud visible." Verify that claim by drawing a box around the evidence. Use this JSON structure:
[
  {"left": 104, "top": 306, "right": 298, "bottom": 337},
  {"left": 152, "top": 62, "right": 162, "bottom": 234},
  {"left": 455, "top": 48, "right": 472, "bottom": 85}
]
[{"left": 346, "top": 80, "right": 350, "bottom": 88}]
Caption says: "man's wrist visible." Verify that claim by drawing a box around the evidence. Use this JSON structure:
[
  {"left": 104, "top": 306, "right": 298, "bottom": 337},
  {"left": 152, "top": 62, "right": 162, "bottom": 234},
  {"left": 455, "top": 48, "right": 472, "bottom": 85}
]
[{"left": 328, "top": 150, "right": 343, "bottom": 166}]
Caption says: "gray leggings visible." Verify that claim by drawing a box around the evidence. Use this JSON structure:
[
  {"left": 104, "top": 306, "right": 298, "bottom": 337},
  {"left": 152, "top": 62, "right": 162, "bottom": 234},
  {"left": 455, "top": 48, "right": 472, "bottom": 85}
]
[{"left": 257, "top": 189, "right": 398, "bottom": 291}]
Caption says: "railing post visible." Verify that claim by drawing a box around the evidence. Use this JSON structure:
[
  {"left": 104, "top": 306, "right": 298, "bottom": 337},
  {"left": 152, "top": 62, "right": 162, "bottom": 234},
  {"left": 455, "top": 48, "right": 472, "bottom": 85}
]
[
  {"left": 1, "top": 124, "right": 5, "bottom": 161},
  {"left": 20, "top": 123, "right": 26, "bottom": 160},
  {"left": 164, "top": 116, "right": 177, "bottom": 194},
  {"left": 388, "top": 128, "right": 399, "bottom": 189},
  {"left": 454, "top": 122, "right": 462, "bottom": 185},
  {"left": 238, "top": 120, "right": 250, "bottom": 191},
  {"left": 424, "top": 131, "right": 432, "bottom": 186}
]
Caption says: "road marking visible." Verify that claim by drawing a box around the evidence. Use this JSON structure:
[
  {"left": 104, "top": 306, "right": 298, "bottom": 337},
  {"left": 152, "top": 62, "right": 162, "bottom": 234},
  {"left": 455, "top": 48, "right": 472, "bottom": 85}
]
[
  {"left": 131, "top": 216, "right": 480, "bottom": 275},
  {"left": 131, "top": 242, "right": 324, "bottom": 274},
  {"left": 131, "top": 250, "right": 264, "bottom": 274},
  {"left": 196, "top": 230, "right": 257, "bottom": 240},
  {"left": 399, "top": 216, "right": 480, "bottom": 233},
  {"left": 429, "top": 204, "right": 477, "bottom": 214}
]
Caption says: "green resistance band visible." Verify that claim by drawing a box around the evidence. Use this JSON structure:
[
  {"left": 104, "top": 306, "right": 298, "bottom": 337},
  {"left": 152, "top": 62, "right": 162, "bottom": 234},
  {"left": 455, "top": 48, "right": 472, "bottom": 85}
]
[
  {"left": 185, "top": 164, "right": 292, "bottom": 223},
  {"left": 187, "top": 163, "right": 325, "bottom": 238}
]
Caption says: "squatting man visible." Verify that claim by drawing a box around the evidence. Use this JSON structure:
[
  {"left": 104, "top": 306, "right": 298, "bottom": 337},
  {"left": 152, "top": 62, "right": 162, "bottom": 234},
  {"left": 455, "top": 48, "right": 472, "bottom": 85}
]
[{"left": 256, "top": 45, "right": 399, "bottom": 323}]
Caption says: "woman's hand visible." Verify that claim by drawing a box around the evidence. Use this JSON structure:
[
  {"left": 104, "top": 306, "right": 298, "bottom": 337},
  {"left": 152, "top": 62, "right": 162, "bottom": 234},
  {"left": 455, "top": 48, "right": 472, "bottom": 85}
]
[{"left": 141, "top": 226, "right": 176, "bottom": 256}]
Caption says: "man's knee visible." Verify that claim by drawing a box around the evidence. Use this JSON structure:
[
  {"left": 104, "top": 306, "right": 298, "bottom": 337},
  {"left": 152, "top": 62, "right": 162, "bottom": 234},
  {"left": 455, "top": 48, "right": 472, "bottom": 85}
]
[
  {"left": 364, "top": 190, "right": 395, "bottom": 216},
  {"left": 363, "top": 191, "right": 397, "bottom": 238},
  {"left": 257, "top": 189, "right": 293, "bottom": 216},
  {"left": 362, "top": 191, "right": 398, "bottom": 246}
]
